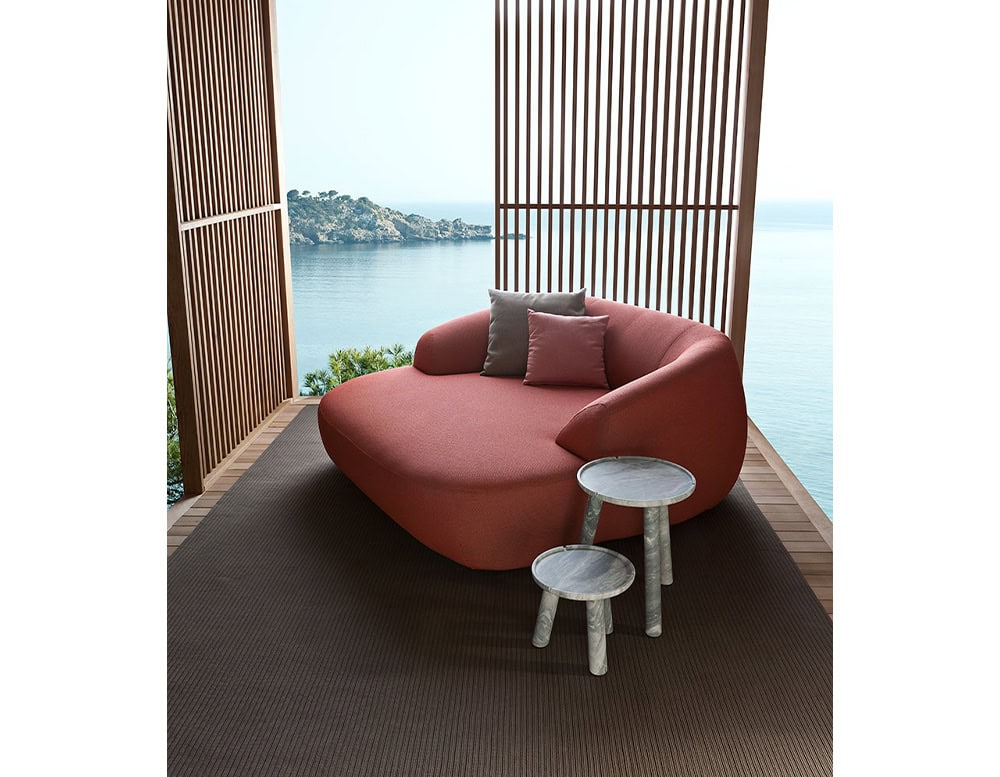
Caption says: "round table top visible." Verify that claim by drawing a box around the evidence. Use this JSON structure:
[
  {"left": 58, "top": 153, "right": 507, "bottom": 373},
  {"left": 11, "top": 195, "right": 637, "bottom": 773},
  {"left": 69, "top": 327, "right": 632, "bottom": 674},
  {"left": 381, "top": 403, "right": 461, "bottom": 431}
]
[
  {"left": 577, "top": 456, "right": 696, "bottom": 507},
  {"left": 531, "top": 545, "right": 635, "bottom": 601}
]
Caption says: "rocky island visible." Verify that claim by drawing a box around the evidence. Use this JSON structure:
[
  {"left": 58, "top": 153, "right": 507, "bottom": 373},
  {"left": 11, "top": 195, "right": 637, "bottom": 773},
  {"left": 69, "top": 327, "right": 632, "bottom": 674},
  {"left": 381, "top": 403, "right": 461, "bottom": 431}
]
[{"left": 287, "top": 190, "right": 493, "bottom": 245}]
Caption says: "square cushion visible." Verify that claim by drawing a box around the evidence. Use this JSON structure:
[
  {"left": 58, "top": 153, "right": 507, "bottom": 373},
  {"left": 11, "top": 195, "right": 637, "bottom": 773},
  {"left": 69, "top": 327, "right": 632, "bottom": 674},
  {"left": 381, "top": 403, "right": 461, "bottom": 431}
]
[
  {"left": 524, "top": 309, "right": 610, "bottom": 388},
  {"left": 481, "top": 288, "right": 587, "bottom": 376}
]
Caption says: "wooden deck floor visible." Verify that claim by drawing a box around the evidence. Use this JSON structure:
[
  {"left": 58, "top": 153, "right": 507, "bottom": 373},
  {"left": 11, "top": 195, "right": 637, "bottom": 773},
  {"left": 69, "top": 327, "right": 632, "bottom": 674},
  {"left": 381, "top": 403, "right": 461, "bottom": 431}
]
[{"left": 168, "top": 399, "right": 833, "bottom": 617}]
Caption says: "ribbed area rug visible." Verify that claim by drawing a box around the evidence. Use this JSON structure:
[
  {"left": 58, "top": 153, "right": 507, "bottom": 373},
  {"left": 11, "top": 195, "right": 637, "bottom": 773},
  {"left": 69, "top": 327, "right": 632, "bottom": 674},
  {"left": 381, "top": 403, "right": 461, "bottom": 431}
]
[{"left": 169, "top": 406, "right": 832, "bottom": 776}]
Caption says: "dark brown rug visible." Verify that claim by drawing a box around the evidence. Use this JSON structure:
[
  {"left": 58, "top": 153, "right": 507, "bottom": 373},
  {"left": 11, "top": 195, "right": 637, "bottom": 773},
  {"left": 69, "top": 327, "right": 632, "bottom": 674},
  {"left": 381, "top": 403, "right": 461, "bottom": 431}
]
[{"left": 168, "top": 406, "right": 832, "bottom": 776}]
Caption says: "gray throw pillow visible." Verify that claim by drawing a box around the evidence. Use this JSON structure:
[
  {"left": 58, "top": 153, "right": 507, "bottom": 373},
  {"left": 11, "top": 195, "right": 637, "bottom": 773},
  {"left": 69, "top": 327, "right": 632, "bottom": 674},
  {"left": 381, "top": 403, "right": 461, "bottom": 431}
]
[{"left": 481, "top": 288, "right": 587, "bottom": 376}]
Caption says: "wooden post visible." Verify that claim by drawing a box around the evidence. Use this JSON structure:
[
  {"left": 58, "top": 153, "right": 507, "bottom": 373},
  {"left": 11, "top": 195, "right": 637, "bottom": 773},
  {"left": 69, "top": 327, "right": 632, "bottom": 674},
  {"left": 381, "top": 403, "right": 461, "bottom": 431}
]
[
  {"left": 264, "top": 0, "right": 299, "bottom": 398},
  {"left": 728, "top": 0, "right": 768, "bottom": 373}
]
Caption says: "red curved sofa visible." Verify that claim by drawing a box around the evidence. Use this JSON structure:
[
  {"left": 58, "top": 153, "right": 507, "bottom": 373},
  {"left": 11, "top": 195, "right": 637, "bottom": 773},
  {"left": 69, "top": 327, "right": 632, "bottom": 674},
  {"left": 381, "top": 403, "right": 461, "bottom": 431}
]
[{"left": 317, "top": 296, "right": 747, "bottom": 570}]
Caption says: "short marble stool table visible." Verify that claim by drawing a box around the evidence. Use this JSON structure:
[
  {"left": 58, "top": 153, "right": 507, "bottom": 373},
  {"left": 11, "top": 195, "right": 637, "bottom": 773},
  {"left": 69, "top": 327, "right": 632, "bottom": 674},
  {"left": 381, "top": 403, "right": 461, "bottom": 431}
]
[
  {"left": 531, "top": 545, "right": 635, "bottom": 676},
  {"left": 577, "top": 456, "right": 696, "bottom": 637}
]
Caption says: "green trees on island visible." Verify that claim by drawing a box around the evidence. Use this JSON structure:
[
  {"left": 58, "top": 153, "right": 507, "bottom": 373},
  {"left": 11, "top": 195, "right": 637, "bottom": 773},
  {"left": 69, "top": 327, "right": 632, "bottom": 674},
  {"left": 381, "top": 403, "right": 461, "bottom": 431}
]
[
  {"left": 302, "top": 344, "right": 413, "bottom": 396},
  {"left": 285, "top": 189, "right": 492, "bottom": 245}
]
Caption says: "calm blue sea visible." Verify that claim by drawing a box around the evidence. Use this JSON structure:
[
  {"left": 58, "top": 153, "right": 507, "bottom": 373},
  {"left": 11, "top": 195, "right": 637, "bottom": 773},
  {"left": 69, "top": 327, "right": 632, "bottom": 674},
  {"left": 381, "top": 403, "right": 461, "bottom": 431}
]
[
  {"left": 290, "top": 199, "right": 832, "bottom": 518},
  {"left": 743, "top": 201, "right": 832, "bottom": 519}
]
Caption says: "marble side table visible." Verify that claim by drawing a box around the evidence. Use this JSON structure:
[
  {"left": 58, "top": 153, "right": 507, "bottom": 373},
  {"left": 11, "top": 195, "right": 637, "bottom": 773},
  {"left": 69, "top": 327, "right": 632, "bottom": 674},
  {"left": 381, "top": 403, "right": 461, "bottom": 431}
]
[
  {"left": 576, "top": 456, "right": 696, "bottom": 637},
  {"left": 530, "top": 544, "right": 635, "bottom": 676}
]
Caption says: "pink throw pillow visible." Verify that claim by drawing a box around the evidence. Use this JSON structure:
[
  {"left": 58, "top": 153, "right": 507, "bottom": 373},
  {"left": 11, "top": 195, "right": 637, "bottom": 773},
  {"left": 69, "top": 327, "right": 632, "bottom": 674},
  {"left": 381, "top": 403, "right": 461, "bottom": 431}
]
[{"left": 524, "top": 309, "right": 610, "bottom": 388}]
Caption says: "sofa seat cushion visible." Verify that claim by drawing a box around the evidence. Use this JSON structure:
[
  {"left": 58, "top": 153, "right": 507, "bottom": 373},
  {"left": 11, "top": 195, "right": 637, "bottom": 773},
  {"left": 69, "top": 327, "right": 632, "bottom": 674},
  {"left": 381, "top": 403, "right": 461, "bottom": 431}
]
[
  {"left": 318, "top": 367, "right": 608, "bottom": 569},
  {"left": 323, "top": 368, "right": 607, "bottom": 486}
]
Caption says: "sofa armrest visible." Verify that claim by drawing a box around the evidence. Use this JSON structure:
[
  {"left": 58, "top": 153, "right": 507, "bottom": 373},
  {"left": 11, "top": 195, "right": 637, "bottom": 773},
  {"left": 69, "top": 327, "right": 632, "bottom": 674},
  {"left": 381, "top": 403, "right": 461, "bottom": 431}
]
[
  {"left": 555, "top": 336, "right": 747, "bottom": 464},
  {"left": 413, "top": 309, "right": 491, "bottom": 375}
]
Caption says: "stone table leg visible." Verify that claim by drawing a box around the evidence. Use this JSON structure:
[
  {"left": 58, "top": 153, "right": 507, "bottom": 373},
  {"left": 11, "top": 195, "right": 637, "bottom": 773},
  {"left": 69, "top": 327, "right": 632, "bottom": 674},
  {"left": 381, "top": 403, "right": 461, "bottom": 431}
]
[
  {"left": 643, "top": 506, "right": 662, "bottom": 637},
  {"left": 532, "top": 591, "right": 560, "bottom": 648},
  {"left": 578, "top": 494, "right": 604, "bottom": 544},
  {"left": 658, "top": 505, "right": 673, "bottom": 585},
  {"left": 586, "top": 600, "right": 608, "bottom": 675},
  {"left": 603, "top": 599, "right": 613, "bottom": 634}
]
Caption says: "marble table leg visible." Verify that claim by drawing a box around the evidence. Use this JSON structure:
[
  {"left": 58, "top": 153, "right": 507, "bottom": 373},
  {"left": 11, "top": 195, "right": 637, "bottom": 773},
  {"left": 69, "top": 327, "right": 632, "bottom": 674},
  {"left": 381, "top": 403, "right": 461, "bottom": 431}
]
[
  {"left": 586, "top": 600, "right": 608, "bottom": 675},
  {"left": 658, "top": 505, "right": 673, "bottom": 585},
  {"left": 532, "top": 591, "right": 560, "bottom": 648},
  {"left": 578, "top": 494, "right": 604, "bottom": 544},
  {"left": 643, "top": 506, "right": 662, "bottom": 637},
  {"left": 603, "top": 598, "right": 613, "bottom": 634}
]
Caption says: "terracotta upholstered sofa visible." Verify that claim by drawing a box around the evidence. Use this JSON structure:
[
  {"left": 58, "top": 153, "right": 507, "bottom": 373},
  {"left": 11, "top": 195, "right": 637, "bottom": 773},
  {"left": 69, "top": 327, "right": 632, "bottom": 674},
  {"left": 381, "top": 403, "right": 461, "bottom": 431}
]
[{"left": 317, "top": 294, "right": 747, "bottom": 570}]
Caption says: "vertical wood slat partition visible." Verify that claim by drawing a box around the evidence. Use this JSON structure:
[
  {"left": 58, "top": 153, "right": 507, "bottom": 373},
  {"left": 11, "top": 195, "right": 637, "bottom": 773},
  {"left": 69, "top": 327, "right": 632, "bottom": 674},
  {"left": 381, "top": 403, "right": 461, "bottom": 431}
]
[
  {"left": 167, "top": 0, "right": 297, "bottom": 495},
  {"left": 495, "top": 0, "right": 768, "bottom": 367}
]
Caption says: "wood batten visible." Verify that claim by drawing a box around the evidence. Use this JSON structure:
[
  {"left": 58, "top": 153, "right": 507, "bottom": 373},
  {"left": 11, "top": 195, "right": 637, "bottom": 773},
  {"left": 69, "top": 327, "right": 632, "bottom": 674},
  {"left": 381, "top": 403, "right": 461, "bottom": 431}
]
[
  {"left": 727, "top": 0, "right": 766, "bottom": 370},
  {"left": 495, "top": 0, "right": 768, "bottom": 367},
  {"left": 168, "top": 0, "right": 296, "bottom": 495}
]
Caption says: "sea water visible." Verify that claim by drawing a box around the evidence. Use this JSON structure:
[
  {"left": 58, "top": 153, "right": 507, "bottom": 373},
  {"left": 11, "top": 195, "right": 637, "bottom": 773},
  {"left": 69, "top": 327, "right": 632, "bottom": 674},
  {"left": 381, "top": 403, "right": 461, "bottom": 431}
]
[
  {"left": 743, "top": 201, "right": 832, "bottom": 518},
  {"left": 290, "top": 199, "right": 832, "bottom": 517}
]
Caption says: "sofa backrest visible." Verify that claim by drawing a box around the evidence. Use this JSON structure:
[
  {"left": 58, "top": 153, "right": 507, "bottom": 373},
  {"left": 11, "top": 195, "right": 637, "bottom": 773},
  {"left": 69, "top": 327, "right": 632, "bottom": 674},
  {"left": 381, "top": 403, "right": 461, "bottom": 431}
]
[{"left": 584, "top": 296, "right": 731, "bottom": 389}]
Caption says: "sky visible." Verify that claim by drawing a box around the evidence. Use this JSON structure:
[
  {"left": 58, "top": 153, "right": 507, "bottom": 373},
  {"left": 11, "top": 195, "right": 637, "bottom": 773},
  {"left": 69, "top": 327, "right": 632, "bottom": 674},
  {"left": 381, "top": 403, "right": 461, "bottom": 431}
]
[
  {"left": 276, "top": 0, "right": 495, "bottom": 203},
  {"left": 275, "top": 0, "right": 833, "bottom": 204}
]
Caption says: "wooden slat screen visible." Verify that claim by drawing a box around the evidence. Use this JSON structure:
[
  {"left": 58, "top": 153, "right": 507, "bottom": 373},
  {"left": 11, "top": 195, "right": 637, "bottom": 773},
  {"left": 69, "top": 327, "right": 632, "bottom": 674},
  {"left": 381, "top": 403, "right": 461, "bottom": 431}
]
[
  {"left": 495, "top": 0, "right": 767, "bottom": 364},
  {"left": 168, "top": 0, "right": 296, "bottom": 493}
]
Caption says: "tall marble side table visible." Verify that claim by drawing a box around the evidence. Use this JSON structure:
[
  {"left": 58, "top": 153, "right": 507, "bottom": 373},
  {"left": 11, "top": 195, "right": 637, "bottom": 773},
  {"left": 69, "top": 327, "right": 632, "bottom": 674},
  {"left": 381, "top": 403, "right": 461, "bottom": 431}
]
[
  {"left": 531, "top": 544, "right": 635, "bottom": 676},
  {"left": 576, "top": 456, "right": 696, "bottom": 637}
]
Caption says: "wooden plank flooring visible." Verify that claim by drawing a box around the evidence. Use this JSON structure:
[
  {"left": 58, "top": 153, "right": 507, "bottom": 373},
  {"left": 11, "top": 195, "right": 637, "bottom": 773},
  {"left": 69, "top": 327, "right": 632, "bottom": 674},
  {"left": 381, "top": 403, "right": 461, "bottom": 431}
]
[
  {"left": 166, "top": 399, "right": 310, "bottom": 540},
  {"left": 168, "top": 401, "right": 833, "bottom": 617},
  {"left": 743, "top": 420, "right": 833, "bottom": 616}
]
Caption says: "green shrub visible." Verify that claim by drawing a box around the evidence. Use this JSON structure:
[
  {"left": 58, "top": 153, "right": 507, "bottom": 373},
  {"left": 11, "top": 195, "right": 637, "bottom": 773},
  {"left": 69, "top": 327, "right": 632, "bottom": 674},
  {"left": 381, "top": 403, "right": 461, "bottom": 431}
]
[
  {"left": 302, "top": 344, "right": 413, "bottom": 396},
  {"left": 167, "top": 366, "right": 184, "bottom": 505}
]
